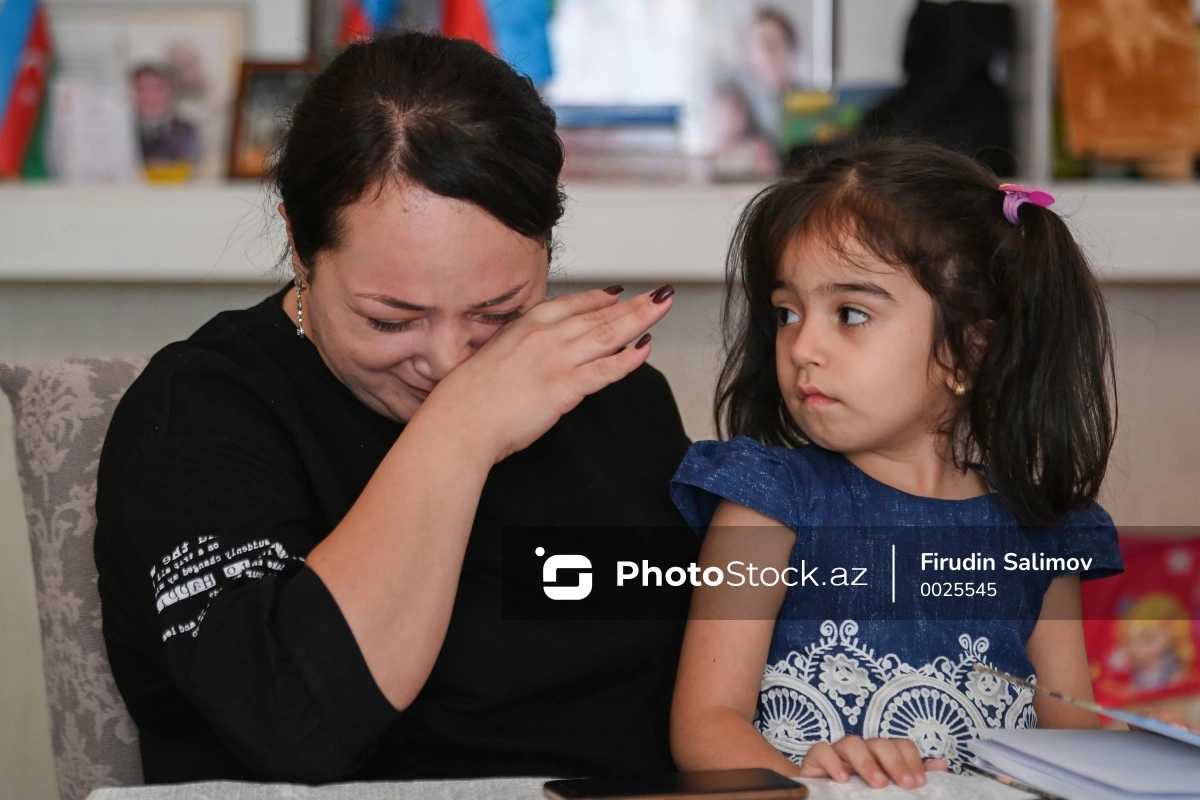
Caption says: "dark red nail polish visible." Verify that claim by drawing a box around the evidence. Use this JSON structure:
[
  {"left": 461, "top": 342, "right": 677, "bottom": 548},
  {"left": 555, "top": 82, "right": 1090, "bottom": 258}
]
[
  {"left": 603, "top": 284, "right": 624, "bottom": 295},
  {"left": 651, "top": 285, "right": 675, "bottom": 304},
  {"left": 635, "top": 333, "right": 652, "bottom": 349}
]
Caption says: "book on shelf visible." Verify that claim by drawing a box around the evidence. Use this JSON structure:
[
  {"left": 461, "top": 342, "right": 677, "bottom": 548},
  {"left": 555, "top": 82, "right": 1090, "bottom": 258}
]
[
  {"left": 552, "top": 105, "right": 680, "bottom": 129},
  {"left": 1081, "top": 536, "right": 1200, "bottom": 709},
  {"left": 556, "top": 125, "right": 699, "bottom": 184}
]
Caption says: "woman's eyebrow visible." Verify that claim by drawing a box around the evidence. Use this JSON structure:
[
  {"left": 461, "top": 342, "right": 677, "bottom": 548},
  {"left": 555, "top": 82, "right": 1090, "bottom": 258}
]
[
  {"left": 356, "top": 293, "right": 425, "bottom": 311},
  {"left": 470, "top": 282, "right": 529, "bottom": 309},
  {"left": 355, "top": 282, "right": 530, "bottom": 311}
]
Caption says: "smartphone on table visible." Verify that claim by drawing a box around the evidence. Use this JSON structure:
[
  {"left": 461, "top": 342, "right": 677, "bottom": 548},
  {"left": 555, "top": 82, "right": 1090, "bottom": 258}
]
[{"left": 543, "top": 768, "right": 808, "bottom": 800}]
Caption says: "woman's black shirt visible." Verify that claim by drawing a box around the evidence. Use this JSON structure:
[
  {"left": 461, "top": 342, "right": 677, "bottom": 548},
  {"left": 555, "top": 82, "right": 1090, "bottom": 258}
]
[{"left": 95, "top": 287, "right": 696, "bottom": 784}]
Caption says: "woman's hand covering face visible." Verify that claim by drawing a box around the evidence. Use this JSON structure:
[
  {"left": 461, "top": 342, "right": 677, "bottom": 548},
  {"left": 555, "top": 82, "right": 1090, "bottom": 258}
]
[{"left": 288, "top": 182, "right": 673, "bottom": 458}]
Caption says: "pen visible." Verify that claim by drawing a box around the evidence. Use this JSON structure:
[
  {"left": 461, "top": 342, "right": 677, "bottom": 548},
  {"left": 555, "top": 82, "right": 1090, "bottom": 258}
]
[
  {"left": 971, "top": 663, "right": 1110, "bottom": 716},
  {"left": 971, "top": 663, "right": 1200, "bottom": 745},
  {"left": 961, "top": 762, "right": 1064, "bottom": 799}
]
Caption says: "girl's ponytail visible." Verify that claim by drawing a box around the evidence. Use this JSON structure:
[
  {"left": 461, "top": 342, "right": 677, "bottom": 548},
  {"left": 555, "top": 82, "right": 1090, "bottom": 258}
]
[{"left": 970, "top": 202, "right": 1116, "bottom": 525}]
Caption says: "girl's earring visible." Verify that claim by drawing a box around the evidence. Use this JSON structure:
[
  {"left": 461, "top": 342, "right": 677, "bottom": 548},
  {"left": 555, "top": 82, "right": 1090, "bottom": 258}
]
[
  {"left": 953, "top": 382, "right": 967, "bottom": 397},
  {"left": 295, "top": 282, "right": 306, "bottom": 339}
]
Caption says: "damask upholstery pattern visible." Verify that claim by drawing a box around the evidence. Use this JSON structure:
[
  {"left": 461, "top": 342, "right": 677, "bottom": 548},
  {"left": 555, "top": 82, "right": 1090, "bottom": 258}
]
[{"left": 1, "top": 358, "right": 148, "bottom": 800}]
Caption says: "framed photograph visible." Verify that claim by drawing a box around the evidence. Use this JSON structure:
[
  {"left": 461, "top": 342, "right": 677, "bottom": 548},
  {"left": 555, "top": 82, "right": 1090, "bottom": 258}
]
[
  {"left": 46, "top": 4, "right": 247, "bottom": 182},
  {"left": 228, "top": 61, "right": 317, "bottom": 180},
  {"left": 696, "top": 0, "right": 835, "bottom": 179}
]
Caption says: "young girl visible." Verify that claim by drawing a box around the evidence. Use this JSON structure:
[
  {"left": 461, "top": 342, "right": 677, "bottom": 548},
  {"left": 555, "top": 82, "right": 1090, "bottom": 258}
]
[{"left": 668, "top": 138, "right": 1123, "bottom": 789}]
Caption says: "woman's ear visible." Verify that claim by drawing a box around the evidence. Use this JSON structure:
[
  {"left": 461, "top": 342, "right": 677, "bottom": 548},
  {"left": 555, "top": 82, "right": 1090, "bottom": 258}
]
[{"left": 278, "top": 202, "right": 309, "bottom": 285}]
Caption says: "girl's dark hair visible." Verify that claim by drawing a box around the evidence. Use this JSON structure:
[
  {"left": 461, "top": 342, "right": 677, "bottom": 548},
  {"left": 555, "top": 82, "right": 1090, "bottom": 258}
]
[
  {"left": 717, "top": 137, "right": 1115, "bottom": 525},
  {"left": 273, "top": 31, "right": 566, "bottom": 275}
]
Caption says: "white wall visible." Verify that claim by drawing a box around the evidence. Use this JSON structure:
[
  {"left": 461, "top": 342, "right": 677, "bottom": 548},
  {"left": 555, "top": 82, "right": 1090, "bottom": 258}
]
[{"left": 837, "top": 0, "right": 913, "bottom": 85}]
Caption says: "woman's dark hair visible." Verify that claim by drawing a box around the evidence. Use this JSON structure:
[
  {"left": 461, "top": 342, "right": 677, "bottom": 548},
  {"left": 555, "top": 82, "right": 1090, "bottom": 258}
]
[
  {"left": 717, "top": 137, "right": 1115, "bottom": 525},
  {"left": 273, "top": 31, "right": 566, "bottom": 275}
]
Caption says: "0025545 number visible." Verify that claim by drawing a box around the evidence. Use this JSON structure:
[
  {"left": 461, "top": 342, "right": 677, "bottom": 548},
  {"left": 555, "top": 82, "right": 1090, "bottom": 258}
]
[{"left": 919, "top": 581, "right": 997, "bottom": 598}]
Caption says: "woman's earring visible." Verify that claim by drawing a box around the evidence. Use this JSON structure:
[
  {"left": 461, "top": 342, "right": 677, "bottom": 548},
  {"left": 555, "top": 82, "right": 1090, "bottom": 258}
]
[
  {"left": 295, "top": 282, "right": 305, "bottom": 339},
  {"left": 953, "top": 382, "right": 967, "bottom": 397}
]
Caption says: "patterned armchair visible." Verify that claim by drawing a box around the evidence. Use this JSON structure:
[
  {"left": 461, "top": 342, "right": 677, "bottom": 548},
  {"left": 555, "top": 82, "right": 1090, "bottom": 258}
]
[{"left": 1, "top": 358, "right": 147, "bottom": 800}]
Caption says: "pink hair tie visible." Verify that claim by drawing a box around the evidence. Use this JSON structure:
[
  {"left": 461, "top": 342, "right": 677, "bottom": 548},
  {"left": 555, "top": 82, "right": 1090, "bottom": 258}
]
[{"left": 999, "top": 183, "right": 1054, "bottom": 225}]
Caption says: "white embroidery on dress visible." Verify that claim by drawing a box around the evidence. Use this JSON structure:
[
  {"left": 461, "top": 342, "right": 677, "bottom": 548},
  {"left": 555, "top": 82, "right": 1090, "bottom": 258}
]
[{"left": 754, "top": 620, "right": 1036, "bottom": 769}]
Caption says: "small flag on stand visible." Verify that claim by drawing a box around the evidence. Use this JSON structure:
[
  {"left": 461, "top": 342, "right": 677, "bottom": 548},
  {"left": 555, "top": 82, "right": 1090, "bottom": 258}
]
[
  {"left": 0, "top": 1, "right": 51, "bottom": 177},
  {"left": 19, "top": 79, "right": 50, "bottom": 178},
  {"left": 0, "top": 0, "right": 38, "bottom": 105},
  {"left": 442, "top": 0, "right": 553, "bottom": 88},
  {"left": 339, "top": 0, "right": 399, "bottom": 47},
  {"left": 442, "top": 0, "right": 495, "bottom": 52},
  {"left": 0, "top": 0, "right": 40, "bottom": 175}
]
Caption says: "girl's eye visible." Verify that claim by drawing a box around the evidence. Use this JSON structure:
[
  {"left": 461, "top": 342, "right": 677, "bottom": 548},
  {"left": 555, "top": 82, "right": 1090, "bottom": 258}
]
[
  {"left": 776, "top": 307, "right": 800, "bottom": 326},
  {"left": 839, "top": 307, "right": 870, "bottom": 326},
  {"left": 478, "top": 309, "right": 522, "bottom": 325},
  {"left": 367, "top": 318, "right": 415, "bottom": 333}
]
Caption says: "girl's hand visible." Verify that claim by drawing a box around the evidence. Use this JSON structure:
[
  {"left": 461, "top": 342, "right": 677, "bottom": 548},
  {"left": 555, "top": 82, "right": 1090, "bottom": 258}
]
[
  {"left": 798, "top": 736, "right": 948, "bottom": 789},
  {"left": 417, "top": 285, "right": 673, "bottom": 464}
]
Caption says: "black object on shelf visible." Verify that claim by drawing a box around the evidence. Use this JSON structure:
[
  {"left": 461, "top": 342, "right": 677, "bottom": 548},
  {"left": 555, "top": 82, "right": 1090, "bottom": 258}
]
[{"left": 791, "top": 0, "right": 1017, "bottom": 177}]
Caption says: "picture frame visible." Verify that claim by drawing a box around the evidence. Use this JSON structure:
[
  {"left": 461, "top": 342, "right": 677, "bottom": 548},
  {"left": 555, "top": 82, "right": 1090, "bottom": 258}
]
[
  {"left": 46, "top": 3, "right": 247, "bottom": 182},
  {"left": 227, "top": 60, "right": 318, "bottom": 180},
  {"left": 697, "top": 0, "right": 835, "bottom": 179}
]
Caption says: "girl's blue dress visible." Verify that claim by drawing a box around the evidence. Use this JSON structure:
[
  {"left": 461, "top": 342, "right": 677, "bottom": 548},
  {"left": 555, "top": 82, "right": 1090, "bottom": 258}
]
[{"left": 670, "top": 437, "right": 1123, "bottom": 769}]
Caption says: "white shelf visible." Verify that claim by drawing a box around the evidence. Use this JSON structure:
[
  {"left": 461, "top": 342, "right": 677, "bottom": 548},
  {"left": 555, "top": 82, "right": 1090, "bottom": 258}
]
[{"left": 1, "top": 182, "right": 1199, "bottom": 283}]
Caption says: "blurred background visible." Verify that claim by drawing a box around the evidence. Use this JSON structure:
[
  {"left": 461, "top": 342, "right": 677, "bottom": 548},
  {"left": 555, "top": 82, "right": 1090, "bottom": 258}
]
[
  {"left": 3, "top": 0, "right": 1200, "bottom": 184},
  {"left": 2, "top": 0, "right": 1200, "bottom": 795}
]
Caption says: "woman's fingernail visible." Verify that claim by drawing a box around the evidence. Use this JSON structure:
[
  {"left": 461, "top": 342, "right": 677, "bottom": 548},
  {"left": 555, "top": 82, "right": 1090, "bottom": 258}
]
[
  {"left": 650, "top": 285, "right": 675, "bottom": 303},
  {"left": 603, "top": 284, "right": 624, "bottom": 295},
  {"left": 899, "top": 774, "right": 914, "bottom": 787},
  {"left": 635, "top": 333, "right": 652, "bottom": 349}
]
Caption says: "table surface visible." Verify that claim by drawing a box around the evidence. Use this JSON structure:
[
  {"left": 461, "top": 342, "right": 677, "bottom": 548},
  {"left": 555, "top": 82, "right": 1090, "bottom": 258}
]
[{"left": 86, "top": 773, "right": 1036, "bottom": 800}]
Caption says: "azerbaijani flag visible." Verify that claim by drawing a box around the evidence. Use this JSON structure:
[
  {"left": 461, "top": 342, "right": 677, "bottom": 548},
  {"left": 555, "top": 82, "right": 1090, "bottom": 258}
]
[
  {"left": 339, "top": 0, "right": 399, "bottom": 48},
  {"left": 442, "top": 0, "right": 553, "bottom": 88},
  {"left": 0, "top": 0, "right": 39, "bottom": 112},
  {"left": 0, "top": 0, "right": 45, "bottom": 177}
]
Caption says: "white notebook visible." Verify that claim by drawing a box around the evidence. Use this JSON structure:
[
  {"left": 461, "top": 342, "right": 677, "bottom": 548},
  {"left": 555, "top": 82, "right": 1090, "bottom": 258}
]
[{"left": 973, "top": 729, "right": 1200, "bottom": 800}]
